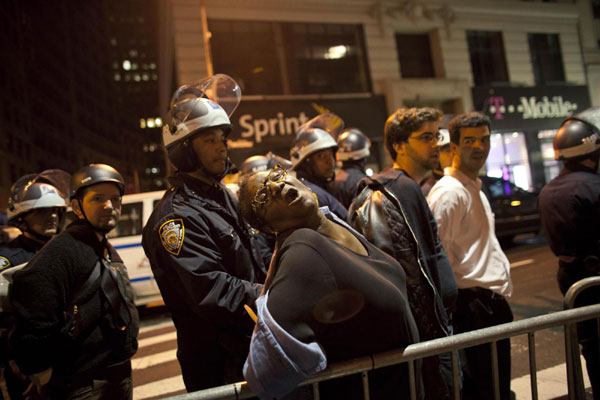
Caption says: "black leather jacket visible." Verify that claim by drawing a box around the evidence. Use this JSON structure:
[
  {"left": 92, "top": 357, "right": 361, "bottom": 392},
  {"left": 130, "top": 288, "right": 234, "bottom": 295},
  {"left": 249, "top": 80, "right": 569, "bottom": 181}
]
[{"left": 348, "top": 168, "right": 457, "bottom": 339}]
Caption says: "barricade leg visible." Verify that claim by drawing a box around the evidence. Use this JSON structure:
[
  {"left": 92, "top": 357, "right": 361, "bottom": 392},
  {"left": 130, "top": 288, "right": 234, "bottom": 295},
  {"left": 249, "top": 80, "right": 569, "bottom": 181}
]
[{"left": 528, "top": 332, "right": 538, "bottom": 400}]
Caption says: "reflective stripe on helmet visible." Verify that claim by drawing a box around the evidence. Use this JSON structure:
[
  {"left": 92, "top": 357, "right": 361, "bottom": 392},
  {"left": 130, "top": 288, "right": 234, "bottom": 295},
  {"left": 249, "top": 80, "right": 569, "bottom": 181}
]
[
  {"left": 337, "top": 147, "right": 370, "bottom": 161},
  {"left": 555, "top": 132, "right": 600, "bottom": 160},
  {"left": 290, "top": 132, "right": 338, "bottom": 169}
]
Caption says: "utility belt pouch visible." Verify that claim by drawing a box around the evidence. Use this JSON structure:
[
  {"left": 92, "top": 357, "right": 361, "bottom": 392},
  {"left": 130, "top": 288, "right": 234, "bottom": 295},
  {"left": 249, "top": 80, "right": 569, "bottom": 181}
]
[{"left": 61, "top": 260, "right": 101, "bottom": 341}]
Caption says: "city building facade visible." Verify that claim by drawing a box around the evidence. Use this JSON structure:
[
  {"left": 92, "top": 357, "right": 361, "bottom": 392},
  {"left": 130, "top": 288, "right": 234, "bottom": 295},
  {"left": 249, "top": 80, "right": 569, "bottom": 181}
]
[{"left": 163, "top": 0, "right": 600, "bottom": 190}]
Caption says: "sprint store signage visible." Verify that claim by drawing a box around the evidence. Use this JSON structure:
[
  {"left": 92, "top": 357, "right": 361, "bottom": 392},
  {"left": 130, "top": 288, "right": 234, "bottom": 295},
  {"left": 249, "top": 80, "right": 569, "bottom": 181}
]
[{"left": 227, "top": 96, "right": 388, "bottom": 167}]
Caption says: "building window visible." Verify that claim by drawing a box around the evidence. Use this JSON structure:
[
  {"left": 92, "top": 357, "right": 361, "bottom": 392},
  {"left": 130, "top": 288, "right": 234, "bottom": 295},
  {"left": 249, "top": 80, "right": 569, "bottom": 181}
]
[
  {"left": 528, "top": 33, "right": 565, "bottom": 85},
  {"left": 209, "top": 20, "right": 371, "bottom": 95},
  {"left": 395, "top": 33, "right": 435, "bottom": 78},
  {"left": 486, "top": 131, "right": 532, "bottom": 190},
  {"left": 467, "top": 30, "right": 509, "bottom": 87}
]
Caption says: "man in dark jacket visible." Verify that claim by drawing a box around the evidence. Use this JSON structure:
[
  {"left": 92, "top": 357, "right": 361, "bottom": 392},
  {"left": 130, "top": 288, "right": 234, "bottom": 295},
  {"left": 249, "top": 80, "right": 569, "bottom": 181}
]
[
  {"left": 349, "top": 107, "right": 457, "bottom": 400},
  {"left": 9, "top": 164, "right": 139, "bottom": 400},
  {"left": 539, "top": 107, "right": 600, "bottom": 399},
  {"left": 142, "top": 77, "right": 269, "bottom": 392}
]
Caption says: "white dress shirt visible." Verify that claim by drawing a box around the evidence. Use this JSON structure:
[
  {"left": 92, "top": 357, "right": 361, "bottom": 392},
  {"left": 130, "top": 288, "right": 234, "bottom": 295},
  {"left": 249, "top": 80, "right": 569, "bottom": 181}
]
[{"left": 427, "top": 168, "right": 513, "bottom": 297}]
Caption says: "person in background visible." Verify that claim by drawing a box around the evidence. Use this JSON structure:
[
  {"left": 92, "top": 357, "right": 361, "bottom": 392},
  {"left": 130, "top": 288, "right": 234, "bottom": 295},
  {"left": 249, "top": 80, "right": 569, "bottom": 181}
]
[
  {"left": 329, "top": 128, "right": 371, "bottom": 209},
  {"left": 290, "top": 113, "right": 348, "bottom": 220},
  {"left": 0, "top": 170, "right": 70, "bottom": 400},
  {"left": 142, "top": 76, "right": 269, "bottom": 392},
  {"left": 538, "top": 107, "right": 600, "bottom": 399},
  {"left": 348, "top": 107, "right": 457, "bottom": 400},
  {"left": 427, "top": 112, "right": 513, "bottom": 400},
  {"left": 10, "top": 164, "right": 139, "bottom": 399},
  {"left": 421, "top": 128, "right": 452, "bottom": 196},
  {"left": 239, "top": 165, "right": 421, "bottom": 399}
]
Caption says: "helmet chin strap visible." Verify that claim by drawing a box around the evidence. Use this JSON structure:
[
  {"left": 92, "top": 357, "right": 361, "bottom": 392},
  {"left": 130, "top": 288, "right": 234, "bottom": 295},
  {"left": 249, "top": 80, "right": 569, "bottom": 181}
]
[
  {"left": 77, "top": 198, "right": 113, "bottom": 236},
  {"left": 196, "top": 158, "right": 231, "bottom": 182},
  {"left": 194, "top": 139, "right": 231, "bottom": 182}
]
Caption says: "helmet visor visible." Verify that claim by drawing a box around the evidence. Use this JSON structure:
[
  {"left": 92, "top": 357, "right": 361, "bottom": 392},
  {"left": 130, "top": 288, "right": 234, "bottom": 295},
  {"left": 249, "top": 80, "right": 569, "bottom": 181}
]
[
  {"left": 36, "top": 169, "right": 71, "bottom": 201},
  {"left": 298, "top": 113, "right": 345, "bottom": 139},
  {"left": 573, "top": 107, "right": 600, "bottom": 134},
  {"left": 170, "top": 74, "right": 241, "bottom": 123}
]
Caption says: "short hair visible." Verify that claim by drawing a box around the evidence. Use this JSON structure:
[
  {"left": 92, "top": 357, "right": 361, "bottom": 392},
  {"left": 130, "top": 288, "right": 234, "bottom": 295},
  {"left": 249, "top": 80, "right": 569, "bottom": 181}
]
[
  {"left": 384, "top": 107, "right": 442, "bottom": 160},
  {"left": 448, "top": 112, "right": 491, "bottom": 145},
  {"left": 238, "top": 173, "right": 269, "bottom": 232}
]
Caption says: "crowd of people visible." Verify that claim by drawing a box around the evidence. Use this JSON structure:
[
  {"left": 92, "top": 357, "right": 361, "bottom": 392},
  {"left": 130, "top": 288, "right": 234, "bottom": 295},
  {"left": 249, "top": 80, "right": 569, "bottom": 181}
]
[{"left": 0, "top": 74, "right": 598, "bottom": 400}]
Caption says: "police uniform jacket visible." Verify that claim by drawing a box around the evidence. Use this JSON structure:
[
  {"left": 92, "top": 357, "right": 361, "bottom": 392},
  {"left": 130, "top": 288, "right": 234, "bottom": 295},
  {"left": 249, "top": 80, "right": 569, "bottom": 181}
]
[
  {"left": 329, "top": 164, "right": 366, "bottom": 209},
  {"left": 141, "top": 173, "right": 269, "bottom": 384},
  {"left": 0, "top": 234, "right": 45, "bottom": 272},
  {"left": 539, "top": 164, "right": 600, "bottom": 293}
]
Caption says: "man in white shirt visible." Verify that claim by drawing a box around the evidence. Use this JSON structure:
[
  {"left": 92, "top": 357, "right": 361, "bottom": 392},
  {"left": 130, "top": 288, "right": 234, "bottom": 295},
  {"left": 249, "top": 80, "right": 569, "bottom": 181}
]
[{"left": 427, "top": 112, "right": 513, "bottom": 400}]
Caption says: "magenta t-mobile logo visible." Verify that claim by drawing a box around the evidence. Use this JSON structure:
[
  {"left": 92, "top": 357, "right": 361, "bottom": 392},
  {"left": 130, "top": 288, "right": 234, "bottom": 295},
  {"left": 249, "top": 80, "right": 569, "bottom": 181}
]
[{"left": 486, "top": 96, "right": 505, "bottom": 120}]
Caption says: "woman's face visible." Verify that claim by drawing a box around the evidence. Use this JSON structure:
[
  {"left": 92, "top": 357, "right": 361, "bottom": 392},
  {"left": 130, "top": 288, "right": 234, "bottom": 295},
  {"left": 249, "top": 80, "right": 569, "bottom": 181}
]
[{"left": 246, "top": 167, "right": 319, "bottom": 233}]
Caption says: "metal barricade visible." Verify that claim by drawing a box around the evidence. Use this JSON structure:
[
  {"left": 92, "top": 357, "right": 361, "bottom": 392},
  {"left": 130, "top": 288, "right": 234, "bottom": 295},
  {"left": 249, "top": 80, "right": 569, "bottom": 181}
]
[
  {"left": 563, "top": 276, "right": 600, "bottom": 400},
  {"left": 165, "top": 299, "right": 600, "bottom": 400}
]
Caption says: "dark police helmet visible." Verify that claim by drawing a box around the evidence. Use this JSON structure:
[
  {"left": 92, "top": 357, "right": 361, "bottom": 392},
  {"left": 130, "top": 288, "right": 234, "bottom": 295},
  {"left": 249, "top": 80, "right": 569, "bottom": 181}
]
[
  {"left": 70, "top": 164, "right": 125, "bottom": 200},
  {"left": 337, "top": 128, "right": 371, "bottom": 161},
  {"left": 554, "top": 107, "right": 600, "bottom": 161},
  {"left": 240, "top": 153, "right": 293, "bottom": 175}
]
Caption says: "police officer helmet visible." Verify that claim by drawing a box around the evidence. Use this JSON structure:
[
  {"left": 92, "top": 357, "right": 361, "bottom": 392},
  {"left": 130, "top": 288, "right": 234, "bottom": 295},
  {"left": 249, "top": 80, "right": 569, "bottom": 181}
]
[
  {"left": 290, "top": 113, "right": 344, "bottom": 170},
  {"left": 240, "top": 155, "right": 270, "bottom": 175},
  {"left": 265, "top": 152, "right": 293, "bottom": 170},
  {"left": 163, "top": 97, "right": 232, "bottom": 172},
  {"left": 554, "top": 107, "right": 600, "bottom": 161},
  {"left": 438, "top": 128, "right": 451, "bottom": 147},
  {"left": 163, "top": 75, "right": 240, "bottom": 173},
  {"left": 336, "top": 128, "right": 371, "bottom": 162},
  {"left": 70, "top": 164, "right": 125, "bottom": 200},
  {"left": 7, "top": 179, "right": 67, "bottom": 222}
]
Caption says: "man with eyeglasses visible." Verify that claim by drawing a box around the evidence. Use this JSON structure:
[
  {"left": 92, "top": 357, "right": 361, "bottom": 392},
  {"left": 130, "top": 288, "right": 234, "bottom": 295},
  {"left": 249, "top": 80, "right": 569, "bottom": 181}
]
[
  {"left": 348, "top": 107, "right": 457, "bottom": 400},
  {"left": 427, "top": 112, "right": 513, "bottom": 400}
]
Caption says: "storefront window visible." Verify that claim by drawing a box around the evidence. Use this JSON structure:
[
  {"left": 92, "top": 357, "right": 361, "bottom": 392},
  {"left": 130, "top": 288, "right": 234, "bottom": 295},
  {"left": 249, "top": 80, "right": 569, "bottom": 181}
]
[
  {"left": 209, "top": 20, "right": 371, "bottom": 95},
  {"left": 486, "top": 132, "right": 533, "bottom": 191},
  {"left": 538, "top": 129, "right": 562, "bottom": 182}
]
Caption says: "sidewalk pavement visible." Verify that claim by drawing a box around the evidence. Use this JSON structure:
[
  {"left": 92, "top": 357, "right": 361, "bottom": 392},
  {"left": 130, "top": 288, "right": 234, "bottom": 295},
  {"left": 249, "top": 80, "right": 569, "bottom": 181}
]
[{"left": 511, "top": 356, "right": 592, "bottom": 400}]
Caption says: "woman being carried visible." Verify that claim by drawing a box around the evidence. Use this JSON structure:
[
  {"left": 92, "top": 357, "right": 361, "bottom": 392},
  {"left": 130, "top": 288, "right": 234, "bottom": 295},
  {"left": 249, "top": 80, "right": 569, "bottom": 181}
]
[{"left": 239, "top": 164, "right": 422, "bottom": 399}]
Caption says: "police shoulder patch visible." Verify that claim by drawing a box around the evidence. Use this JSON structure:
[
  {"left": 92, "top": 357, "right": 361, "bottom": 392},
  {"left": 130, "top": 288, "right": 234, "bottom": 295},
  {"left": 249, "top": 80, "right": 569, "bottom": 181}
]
[
  {"left": 0, "top": 256, "right": 11, "bottom": 272},
  {"left": 159, "top": 219, "right": 185, "bottom": 256}
]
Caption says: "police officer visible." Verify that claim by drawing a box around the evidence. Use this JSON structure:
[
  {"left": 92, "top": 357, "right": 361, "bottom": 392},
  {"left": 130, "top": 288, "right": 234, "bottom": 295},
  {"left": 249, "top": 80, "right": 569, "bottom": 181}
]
[
  {"left": 142, "top": 76, "right": 270, "bottom": 392},
  {"left": 9, "top": 164, "right": 139, "bottom": 399},
  {"left": 1, "top": 172, "right": 69, "bottom": 271},
  {"left": 329, "top": 128, "right": 371, "bottom": 209},
  {"left": 1, "top": 172, "right": 69, "bottom": 400},
  {"left": 539, "top": 107, "right": 600, "bottom": 399},
  {"left": 290, "top": 113, "right": 349, "bottom": 220}
]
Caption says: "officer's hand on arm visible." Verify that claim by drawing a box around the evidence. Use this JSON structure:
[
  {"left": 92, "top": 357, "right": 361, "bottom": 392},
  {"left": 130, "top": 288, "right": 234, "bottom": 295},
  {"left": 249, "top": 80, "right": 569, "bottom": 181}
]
[
  {"left": 154, "top": 214, "right": 263, "bottom": 327},
  {"left": 23, "top": 368, "right": 52, "bottom": 400}
]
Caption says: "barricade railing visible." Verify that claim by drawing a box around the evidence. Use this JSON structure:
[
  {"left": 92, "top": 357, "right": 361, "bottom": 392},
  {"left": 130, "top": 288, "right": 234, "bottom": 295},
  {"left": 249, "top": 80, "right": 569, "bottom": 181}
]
[
  {"left": 563, "top": 276, "right": 600, "bottom": 399},
  {"left": 166, "top": 282, "right": 600, "bottom": 400}
]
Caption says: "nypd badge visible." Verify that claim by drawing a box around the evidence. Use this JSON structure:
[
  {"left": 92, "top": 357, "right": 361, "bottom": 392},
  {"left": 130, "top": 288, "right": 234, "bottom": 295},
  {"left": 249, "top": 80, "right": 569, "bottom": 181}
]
[
  {"left": 159, "top": 219, "right": 185, "bottom": 256},
  {"left": 0, "top": 256, "right": 11, "bottom": 272}
]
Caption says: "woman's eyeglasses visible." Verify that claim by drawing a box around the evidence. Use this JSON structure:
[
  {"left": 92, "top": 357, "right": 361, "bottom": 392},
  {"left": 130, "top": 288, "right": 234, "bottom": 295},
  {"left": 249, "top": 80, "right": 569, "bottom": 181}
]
[{"left": 251, "top": 165, "right": 287, "bottom": 212}]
